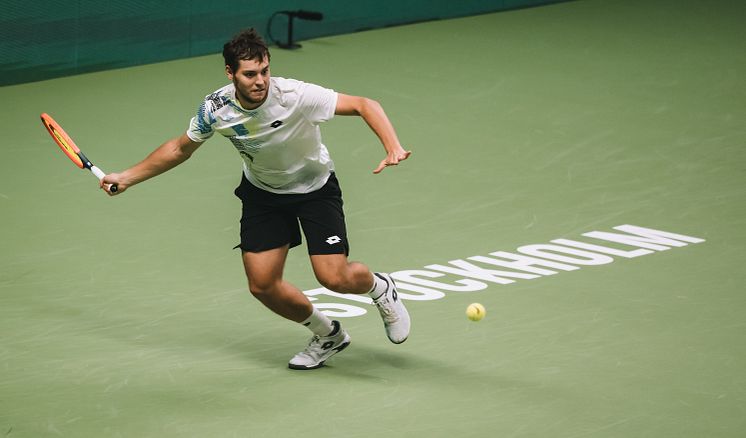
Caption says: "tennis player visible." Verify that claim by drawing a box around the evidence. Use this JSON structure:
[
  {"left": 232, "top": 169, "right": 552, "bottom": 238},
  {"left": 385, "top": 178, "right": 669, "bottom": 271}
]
[{"left": 101, "top": 28, "right": 411, "bottom": 370}]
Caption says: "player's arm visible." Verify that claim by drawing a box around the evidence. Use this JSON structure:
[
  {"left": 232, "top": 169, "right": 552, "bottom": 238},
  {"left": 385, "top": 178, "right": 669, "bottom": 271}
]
[
  {"left": 335, "top": 93, "right": 411, "bottom": 174},
  {"left": 101, "top": 133, "right": 203, "bottom": 195}
]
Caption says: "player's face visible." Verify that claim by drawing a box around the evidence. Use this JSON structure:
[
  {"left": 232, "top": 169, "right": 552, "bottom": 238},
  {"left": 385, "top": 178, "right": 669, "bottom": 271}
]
[{"left": 226, "top": 57, "right": 270, "bottom": 109}]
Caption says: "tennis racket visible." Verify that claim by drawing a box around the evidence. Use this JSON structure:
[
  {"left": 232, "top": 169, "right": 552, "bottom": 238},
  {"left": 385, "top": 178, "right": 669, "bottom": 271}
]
[{"left": 40, "top": 113, "right": 117, "bottom": 192}]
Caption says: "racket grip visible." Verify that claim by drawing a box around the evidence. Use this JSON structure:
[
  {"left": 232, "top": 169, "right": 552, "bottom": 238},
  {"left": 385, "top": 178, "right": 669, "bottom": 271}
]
[
  {"left": 91, "top": 166, "right": 106, "bottom": 180},
  {"left": 90, "top": 165, "right": 117, "bottom": 193}
]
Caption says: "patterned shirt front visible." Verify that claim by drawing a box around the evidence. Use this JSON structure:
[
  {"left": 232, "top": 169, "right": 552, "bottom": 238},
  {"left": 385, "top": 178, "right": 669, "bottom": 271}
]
[{"left": 187, "top": 77, "right": 338, "bottom": 194}]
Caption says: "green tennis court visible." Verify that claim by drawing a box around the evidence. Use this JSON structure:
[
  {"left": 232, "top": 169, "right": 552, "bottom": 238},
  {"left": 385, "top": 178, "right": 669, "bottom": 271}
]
[{"left": 2, "top": 0, "right": 745, "bottom": 436}]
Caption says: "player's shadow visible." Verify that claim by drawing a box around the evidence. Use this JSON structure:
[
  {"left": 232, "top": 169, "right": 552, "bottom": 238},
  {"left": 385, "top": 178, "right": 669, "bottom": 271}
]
[{"left": 312, "top": 342, "right": 472, "bottom": 383}]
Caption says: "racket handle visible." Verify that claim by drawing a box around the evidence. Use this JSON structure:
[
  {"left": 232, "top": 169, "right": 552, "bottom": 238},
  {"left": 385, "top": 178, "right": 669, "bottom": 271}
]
[
  {"left": 91, "top": 166, "right": 106, "bottom": 180},
  {"left": 90, "top": 165, "right": 117, "bottom": 193}
]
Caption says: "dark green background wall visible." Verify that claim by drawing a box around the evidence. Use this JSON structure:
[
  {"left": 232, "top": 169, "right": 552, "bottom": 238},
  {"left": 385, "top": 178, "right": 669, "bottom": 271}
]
[{"left": 0, "top": 0, "right": 564, "bottom": 86}]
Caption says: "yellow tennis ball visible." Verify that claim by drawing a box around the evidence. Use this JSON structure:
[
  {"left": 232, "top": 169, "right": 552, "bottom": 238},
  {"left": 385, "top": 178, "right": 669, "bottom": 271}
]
[{"left": 466, "top": 303, "right": 486, "bottom": 321}]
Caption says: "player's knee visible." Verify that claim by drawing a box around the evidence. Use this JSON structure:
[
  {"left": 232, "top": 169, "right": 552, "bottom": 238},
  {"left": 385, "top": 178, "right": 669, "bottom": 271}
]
[
  {"left": 316, "top": 273, "right": 349, "bottom": 293},
  {"left": 247, "top": 278, "right": 278, "bottom": 297}
]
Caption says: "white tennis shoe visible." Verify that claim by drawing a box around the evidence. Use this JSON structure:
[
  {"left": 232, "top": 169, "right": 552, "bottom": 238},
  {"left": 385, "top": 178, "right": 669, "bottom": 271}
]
[
  {"left": 288, "top": 320, "right": 351, "bottom": 370},
  {"left": 372, "top": 273, "right": 411, "bottom": 344}
]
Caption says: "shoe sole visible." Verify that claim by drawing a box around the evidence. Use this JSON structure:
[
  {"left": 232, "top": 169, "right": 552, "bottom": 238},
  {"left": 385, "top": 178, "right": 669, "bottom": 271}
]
[{"left": 287, "top": 339, "right": 351, "bottom": 370}]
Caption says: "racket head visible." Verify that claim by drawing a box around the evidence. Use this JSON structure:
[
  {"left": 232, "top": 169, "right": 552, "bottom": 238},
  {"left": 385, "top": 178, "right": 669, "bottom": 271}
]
[{"left": 40, "top": 113, "right": 85, "bottom": 169}]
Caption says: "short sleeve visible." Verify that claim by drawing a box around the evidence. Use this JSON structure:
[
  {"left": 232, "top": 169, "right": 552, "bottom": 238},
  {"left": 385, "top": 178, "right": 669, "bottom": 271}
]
[
  {"left": 186, "top": 99, "right": 216, "bottom": 142},
  {"left": 298, "top": 82, "right": 338, "bottom": 125}
]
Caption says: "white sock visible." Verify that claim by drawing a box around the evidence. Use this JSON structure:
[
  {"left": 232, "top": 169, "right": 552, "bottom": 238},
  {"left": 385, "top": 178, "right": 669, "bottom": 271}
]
[
  {"left": 367, "top": 273, "right": 388, "bottom": 301},
  {"left": 301, "top": 307, "right": 335, "bottom": 336}
]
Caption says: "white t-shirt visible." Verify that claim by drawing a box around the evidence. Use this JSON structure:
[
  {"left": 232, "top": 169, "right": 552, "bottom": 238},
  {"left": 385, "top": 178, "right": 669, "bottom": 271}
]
[{"left": 186, "top": 77, "right": 338, "bottom": 194}]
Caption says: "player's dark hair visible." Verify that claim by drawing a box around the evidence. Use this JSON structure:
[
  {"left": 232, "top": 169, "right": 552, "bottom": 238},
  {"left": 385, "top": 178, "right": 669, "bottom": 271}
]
[{"left": 223, "top": 28, "right": 270, "bottom": 72}]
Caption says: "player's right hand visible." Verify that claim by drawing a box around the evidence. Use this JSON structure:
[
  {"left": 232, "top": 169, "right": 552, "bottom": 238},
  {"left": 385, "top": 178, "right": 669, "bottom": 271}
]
[{"left": 101, "top": 173, "right": 126, "bottom": 196}]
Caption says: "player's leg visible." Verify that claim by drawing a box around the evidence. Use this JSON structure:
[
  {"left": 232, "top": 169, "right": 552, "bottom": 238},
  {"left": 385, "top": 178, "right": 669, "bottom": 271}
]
[
  {"left": 241, "top": 247, "right": 350, "bottom": 370},
  {"left": 310, "top": 254, "right": 410, "bottom": 344},
  {"left": 308, "top": 253, "right": 373, "bottom": 293},
  {"left": 241, "top": 245, "right": 310, "bottom": 322},
  {"left": 298, "top": 173, "right": 410, "bottom": 344}
]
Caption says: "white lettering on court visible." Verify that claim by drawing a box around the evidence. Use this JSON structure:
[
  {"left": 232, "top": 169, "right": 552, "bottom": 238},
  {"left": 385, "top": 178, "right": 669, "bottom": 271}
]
[{"left": 303, "top": 224, "right": 706, "bottom": 318}]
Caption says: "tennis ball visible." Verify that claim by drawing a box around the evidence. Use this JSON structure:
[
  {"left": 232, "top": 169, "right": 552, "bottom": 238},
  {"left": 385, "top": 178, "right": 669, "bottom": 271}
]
[{"left": 466, "top": 303, "right": 486, "bottom": 321}]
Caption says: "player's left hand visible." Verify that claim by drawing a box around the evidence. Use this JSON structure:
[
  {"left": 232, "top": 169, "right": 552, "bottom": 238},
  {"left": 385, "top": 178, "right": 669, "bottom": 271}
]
[{"left": 373, "top": 149, "right": 412, "bottom": 174}]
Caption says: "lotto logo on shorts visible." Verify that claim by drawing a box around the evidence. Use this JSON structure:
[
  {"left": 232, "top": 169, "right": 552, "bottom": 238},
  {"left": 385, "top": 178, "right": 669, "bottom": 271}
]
[{"left": 326, "top": 236, "right": 341, "bottom": 245}]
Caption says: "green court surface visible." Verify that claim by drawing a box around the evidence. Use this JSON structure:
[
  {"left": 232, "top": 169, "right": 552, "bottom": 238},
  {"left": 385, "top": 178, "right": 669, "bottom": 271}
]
[{"left": 2, "top": 0, "right": 745, "bottom": 436}]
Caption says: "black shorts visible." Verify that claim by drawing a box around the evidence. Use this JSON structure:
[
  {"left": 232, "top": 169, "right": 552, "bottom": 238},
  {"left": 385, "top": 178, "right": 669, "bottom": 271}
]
[{"left": 234, "top": 173, "right": 349, "bottom": 255}]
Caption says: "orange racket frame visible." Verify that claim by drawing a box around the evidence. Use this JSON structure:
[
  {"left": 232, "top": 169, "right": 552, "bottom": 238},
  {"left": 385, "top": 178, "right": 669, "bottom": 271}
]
[{"left": 40, "top": 113, "right": 117, "bottom": 192}]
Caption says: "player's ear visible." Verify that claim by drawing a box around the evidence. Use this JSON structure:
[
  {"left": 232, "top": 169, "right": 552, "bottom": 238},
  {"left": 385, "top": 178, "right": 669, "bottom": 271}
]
[{"left": 225, "top": 65, "right": 234, "bottom": 80}]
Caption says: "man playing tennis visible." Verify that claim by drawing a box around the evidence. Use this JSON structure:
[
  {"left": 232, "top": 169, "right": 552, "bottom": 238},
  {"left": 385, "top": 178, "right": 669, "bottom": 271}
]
[{"left": 101, "top": 28, "right": 411, "bottom": 370}]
